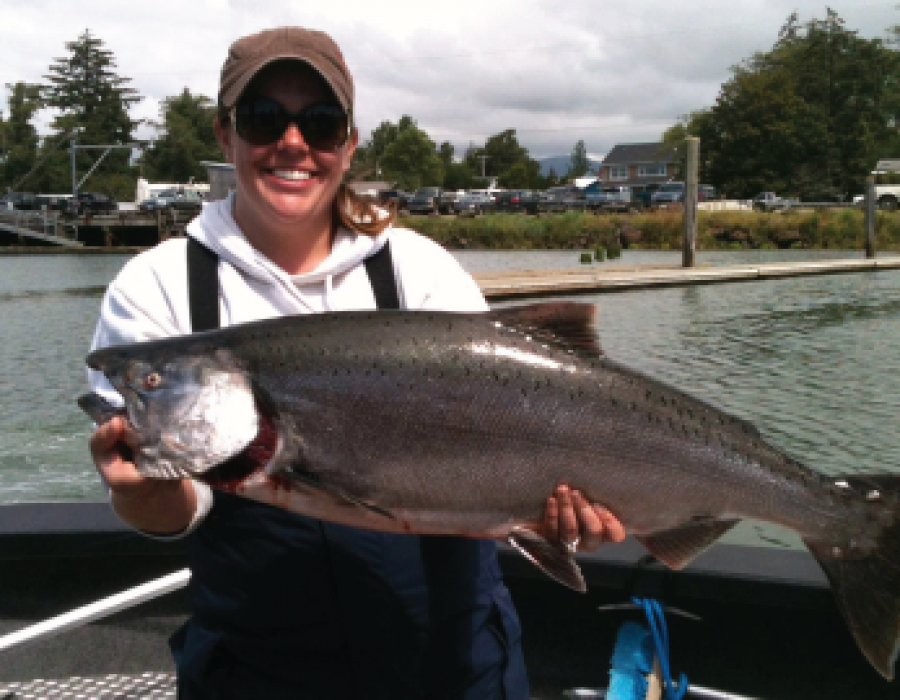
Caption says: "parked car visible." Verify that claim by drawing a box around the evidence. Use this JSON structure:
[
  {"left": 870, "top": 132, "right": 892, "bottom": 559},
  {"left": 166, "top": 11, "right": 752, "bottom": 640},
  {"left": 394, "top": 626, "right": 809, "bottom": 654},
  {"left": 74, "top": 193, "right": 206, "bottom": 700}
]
[
  {"left": 407, "top": 187, "right": 457, "bottom": 215},
  {"left": 493, "top": 190, "right": 541, "bottom": 214},
  {"left": 139, "top": 188, "right": 204, "bottom": 213},
  {"left": 540, "top": 186, "right": 587, "bottom": 212},
  {"left": 651, "top": 182, "right": 685, "bottom": 206},
  {"left": 585, "top": 186, "right": 633, "bottom": 212},
  {"left": 68, "top": 192, "right": 117, "bottom": 214},
  {"left": 0, "top": 192, "right": 38, "bottom": 211},
  {"left": 632, "top": 183, "right": 662, "bottom": 208},
  {"left": 453, "top": 193, "right": 495, "bottom": 216},
  {"left": 377, "top": 189, "right": 411, "bottom": 210},
  {"left": 34, "top": 194, "right": 70, "bottom": 211},
  {"left": 699, "top": 184, "right": 717, "bottom": 201}
]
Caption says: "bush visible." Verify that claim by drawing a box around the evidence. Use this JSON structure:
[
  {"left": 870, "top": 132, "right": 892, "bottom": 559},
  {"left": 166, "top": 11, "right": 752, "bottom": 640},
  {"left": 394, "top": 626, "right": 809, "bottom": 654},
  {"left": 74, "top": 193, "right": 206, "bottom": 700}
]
[{"left": 397, "top": 209, "right": 900, "bottom": 251}]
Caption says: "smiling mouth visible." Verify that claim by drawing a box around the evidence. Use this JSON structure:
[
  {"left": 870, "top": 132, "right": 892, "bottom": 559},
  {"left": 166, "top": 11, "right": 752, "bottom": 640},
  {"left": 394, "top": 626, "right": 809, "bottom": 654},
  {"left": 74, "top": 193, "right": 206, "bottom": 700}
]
[{"left": 269, "top": 169, "right": 312, "bottom": 181}]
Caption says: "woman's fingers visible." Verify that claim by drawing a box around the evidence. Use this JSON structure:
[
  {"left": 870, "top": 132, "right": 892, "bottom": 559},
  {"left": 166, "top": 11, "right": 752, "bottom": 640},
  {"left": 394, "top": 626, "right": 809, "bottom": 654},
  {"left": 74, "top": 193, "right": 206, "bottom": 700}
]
[{"left": 540, "top": 485, "right": 627, "bottom": 553}]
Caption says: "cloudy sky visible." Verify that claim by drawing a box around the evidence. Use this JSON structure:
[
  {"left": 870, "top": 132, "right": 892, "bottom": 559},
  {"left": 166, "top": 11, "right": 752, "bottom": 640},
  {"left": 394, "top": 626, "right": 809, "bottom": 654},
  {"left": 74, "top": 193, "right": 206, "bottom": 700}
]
[{"left": 1, "top": 0, "right": 896, "bottom": 164}]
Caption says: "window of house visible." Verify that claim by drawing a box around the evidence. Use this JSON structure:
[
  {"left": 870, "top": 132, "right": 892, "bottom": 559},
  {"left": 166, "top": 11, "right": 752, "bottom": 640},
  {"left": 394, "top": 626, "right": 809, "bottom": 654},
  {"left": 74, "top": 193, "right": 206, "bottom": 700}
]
[
  {"left": 638, "top": 164, "right": 667, "bottom": 177},
  {"left": 609, "top": 166, "right": 628, "bottom": 180}
]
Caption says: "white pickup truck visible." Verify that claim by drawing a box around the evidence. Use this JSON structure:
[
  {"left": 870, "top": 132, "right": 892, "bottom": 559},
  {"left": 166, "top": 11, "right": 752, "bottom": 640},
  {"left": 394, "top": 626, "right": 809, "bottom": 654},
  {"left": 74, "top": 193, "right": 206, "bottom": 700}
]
[
  {"left": 854, "top": 160, "right": 900, "bottom": 211},
  {"left": 752, "top": 192, "right": 800, "bottom": 212}
]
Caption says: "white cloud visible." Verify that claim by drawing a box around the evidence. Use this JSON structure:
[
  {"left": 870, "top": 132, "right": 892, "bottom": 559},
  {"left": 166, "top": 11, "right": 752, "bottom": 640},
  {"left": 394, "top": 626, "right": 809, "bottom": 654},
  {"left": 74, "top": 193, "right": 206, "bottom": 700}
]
[{"left": 1, "top": 0, "right": 896, "bottom": 163}]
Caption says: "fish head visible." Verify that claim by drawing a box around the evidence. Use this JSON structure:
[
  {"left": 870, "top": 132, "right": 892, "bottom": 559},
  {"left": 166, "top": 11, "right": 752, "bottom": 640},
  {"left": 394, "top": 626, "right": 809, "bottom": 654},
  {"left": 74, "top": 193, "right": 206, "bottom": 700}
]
[{"left": 87, "top": 342, "right": 260, "bottom": 478}]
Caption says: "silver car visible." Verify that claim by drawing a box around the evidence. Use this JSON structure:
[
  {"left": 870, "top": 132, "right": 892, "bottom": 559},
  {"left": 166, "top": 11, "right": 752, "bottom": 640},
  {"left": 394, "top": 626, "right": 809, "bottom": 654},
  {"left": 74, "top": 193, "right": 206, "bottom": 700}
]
[{"left": 453, "top": 193, "right": 495, "bottom": 216}]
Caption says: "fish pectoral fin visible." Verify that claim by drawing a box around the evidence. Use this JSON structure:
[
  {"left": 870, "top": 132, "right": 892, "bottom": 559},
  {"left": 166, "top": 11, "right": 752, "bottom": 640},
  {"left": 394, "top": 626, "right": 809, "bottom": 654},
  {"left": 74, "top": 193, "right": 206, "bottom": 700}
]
[
  {"left": 508, "top": 527, "right": 587, "bottom": 592},
  {"left": 288, "top": 469, "right": 397, "bottom": 521},
  {"left": 636, "top": 519, "right": 740, "bottom": 570}
]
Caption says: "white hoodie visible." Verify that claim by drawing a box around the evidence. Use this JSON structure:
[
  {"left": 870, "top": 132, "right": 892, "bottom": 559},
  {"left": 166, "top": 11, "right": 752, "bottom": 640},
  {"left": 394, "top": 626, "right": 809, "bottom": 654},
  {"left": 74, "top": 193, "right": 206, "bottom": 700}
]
[{"left": 88, "top": 192, "right": 488, "bottom": 534}]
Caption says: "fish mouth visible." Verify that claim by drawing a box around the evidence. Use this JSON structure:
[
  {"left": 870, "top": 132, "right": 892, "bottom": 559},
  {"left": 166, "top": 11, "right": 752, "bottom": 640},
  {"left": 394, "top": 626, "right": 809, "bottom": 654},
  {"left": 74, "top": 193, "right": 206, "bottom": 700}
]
[{"left": 196, "top": 409, "right": 280, "bottom": 491}]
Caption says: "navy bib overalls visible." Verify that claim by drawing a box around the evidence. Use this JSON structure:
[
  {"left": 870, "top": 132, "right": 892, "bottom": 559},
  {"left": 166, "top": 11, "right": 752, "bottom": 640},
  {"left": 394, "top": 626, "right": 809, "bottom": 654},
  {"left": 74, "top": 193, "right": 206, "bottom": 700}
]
[{"left": 171, "top": 239, "right": 529, "bottom": 699}]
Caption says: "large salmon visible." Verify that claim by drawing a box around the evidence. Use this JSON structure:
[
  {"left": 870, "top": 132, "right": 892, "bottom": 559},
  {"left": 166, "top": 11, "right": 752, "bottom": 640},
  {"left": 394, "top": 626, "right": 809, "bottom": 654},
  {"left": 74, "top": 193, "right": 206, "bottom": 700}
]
[{"left": 81, "top": 302, "right": 900, "bottom": 679}]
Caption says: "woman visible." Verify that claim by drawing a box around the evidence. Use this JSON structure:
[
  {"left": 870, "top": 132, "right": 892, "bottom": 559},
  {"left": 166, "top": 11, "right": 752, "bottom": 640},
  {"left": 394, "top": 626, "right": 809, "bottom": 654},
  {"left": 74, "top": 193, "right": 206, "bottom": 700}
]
[{"left": 88, "top": 26, "right": 625, "bottom": 699}]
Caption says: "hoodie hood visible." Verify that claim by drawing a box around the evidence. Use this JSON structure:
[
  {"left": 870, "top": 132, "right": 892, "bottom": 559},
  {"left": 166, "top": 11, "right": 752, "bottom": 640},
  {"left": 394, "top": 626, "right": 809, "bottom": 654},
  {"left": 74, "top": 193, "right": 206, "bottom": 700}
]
[{"left": 186, "top": 192, "right": 387, "bottom": 313}]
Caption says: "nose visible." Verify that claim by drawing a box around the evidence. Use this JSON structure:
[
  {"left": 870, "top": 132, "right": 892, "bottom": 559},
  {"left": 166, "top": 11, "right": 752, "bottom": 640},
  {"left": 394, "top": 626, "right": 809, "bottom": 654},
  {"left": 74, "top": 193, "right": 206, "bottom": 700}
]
[{"left": 279, "top": 121, "right": 308, "bottom": 150}]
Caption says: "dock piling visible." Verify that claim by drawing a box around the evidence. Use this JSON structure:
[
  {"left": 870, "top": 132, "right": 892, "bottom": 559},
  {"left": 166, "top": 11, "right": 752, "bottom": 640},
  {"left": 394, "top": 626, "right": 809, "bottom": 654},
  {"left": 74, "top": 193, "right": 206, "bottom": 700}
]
[{"left": 683, "top": 137, "right": 699, "bottom": 268}]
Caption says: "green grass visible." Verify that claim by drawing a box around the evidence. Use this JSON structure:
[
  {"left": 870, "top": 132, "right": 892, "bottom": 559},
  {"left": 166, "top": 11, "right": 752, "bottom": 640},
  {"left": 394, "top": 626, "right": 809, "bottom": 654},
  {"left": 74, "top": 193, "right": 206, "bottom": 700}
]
[{"left": 398, "top": 209, "right": 895, "bottom": 252}]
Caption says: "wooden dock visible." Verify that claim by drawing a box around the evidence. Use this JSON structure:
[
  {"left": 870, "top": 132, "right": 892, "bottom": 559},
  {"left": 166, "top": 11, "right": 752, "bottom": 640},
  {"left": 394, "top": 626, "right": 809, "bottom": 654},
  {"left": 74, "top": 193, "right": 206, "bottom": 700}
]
[{"left": 474, "top": 257, "right": 900, "bottom": 300}]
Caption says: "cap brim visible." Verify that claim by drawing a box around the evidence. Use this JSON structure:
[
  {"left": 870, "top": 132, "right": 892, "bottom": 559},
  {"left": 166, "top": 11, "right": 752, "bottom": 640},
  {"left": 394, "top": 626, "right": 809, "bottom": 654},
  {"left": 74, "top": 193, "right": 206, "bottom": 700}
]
[{"left": 221, "top": 54, "right": 350, "bottom": 113}]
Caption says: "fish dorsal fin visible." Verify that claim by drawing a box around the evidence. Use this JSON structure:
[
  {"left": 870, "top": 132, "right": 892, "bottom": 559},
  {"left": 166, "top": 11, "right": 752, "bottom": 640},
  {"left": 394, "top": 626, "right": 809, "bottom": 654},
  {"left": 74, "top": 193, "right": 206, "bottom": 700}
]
[
  {"left": 488, "top": 302, "right": 602, "bottom": 358},
  {"left": 636, "top": 519, "right": 740, "bottom": 570}
]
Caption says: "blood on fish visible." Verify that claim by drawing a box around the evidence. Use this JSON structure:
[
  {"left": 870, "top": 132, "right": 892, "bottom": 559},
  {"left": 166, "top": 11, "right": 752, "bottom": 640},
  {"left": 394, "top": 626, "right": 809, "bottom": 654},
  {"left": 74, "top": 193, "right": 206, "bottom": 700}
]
[{"left": 198, "top": 411, "right": 279, "bottom": 491}]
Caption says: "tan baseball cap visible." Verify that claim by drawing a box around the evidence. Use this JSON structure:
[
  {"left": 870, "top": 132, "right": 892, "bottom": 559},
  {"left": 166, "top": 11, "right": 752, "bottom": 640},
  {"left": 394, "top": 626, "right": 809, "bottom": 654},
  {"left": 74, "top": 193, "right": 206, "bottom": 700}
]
[{"left": 218, "top": 27, "right": 354, "bottom": 116}]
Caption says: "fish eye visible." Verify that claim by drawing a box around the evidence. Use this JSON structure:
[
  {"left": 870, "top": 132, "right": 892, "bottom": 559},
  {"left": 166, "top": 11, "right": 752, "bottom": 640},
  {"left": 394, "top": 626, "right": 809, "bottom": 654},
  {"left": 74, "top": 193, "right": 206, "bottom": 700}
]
[{"left": 143, "top": 372, "right": 163, "bottom": 390}]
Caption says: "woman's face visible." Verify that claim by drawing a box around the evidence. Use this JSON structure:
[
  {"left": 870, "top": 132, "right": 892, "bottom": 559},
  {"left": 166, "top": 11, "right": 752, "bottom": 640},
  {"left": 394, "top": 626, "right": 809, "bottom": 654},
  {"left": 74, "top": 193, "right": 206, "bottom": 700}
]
[{"left": 216, "top": 61, "right": 357, "bottom": 244}]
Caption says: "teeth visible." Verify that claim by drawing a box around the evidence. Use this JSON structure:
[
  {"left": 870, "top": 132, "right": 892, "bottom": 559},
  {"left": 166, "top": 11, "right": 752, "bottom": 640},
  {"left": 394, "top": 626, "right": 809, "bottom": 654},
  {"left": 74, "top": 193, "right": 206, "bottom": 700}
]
[{"left": 272, "top": 170, "right": 311, "bottom": 180}]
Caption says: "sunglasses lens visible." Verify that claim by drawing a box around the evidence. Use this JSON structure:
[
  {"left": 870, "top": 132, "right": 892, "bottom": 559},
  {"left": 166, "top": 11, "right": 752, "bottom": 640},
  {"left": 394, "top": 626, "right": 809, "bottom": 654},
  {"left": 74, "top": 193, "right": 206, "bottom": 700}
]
[
  {"left": 235, "top": 99, "right": 348, "bottom": 149},
  {"left": 300, "top": 105, "right": 349, "bottom": 150},
  {"left": 235, "top": 98, "right": 286, "bottom": 145}
]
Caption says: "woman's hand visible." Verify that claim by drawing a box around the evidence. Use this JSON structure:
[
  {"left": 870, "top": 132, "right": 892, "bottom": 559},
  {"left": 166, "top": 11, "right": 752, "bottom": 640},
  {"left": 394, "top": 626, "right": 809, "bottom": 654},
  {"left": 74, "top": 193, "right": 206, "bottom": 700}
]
[
  {"left": 537, "top": 484, "right": 626, "bottom": 553},
  {"left": 90, "top": 415, "right": 197, "bottom": 535}
]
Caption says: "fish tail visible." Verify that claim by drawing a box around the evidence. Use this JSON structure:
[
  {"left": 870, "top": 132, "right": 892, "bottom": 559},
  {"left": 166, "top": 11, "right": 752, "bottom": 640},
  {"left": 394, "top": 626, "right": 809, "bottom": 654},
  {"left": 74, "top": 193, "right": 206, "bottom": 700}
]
[{"left": 803, "top": 476, "right": 900, "bottom": 681}]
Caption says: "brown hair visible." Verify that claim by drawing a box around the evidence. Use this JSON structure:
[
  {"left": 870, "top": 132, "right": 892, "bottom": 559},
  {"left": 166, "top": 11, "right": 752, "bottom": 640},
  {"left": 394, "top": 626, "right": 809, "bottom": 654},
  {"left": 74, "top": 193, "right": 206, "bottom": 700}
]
[{"left": 217, "top": 107, "right": 395, "bottom": 236}]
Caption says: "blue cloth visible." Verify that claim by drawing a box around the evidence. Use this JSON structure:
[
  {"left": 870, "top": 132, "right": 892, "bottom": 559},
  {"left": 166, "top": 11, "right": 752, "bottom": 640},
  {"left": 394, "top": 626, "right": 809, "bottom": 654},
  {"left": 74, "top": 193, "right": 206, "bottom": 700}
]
[{"left": 171, "top": 493, "right": 529, "bottom": 699}]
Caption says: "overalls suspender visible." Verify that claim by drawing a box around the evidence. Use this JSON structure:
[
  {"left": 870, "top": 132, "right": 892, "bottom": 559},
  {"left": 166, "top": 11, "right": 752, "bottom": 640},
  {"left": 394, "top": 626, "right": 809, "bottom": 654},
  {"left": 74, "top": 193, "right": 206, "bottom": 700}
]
[{"left": 187, "top": 236, "right": 399, "bottom": 329}]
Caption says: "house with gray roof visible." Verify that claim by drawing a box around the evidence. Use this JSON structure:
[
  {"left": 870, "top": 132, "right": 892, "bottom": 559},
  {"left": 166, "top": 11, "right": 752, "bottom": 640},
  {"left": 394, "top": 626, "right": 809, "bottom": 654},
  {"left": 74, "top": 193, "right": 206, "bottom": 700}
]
[{"left": 598, "top": 143, "right": 680, "bottom": 190}]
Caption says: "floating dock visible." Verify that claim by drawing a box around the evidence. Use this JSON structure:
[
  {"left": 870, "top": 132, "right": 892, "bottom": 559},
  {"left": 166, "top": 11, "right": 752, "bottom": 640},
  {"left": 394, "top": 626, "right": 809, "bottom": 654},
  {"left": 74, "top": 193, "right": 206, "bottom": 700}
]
[{"left": 474, "top": 257, "right": 900, "bottom": 300}]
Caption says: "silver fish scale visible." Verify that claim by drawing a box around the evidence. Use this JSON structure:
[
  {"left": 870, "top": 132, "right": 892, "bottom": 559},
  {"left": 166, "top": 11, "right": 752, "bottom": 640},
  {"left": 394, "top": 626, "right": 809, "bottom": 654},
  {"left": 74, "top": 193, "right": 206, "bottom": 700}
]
[{"left": 232, "top": 311, "right": 858, "bottom": 539}]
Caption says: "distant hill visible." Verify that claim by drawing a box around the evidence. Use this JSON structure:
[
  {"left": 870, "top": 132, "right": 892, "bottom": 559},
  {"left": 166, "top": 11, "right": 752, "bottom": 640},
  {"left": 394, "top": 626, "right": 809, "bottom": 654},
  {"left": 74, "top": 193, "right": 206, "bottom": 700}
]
[{"left": 538, "top": 155, "right": 604, "bottom": 177}]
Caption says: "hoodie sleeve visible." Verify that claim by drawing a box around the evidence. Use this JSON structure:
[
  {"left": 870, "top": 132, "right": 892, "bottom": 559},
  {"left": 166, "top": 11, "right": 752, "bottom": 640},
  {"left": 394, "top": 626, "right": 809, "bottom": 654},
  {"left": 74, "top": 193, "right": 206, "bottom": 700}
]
[
  {"left": 87, "top": 238, "right": 215, "bottom": 539},
  {"left": 388, "top": 228, "right": 489, "bottom": 313}
]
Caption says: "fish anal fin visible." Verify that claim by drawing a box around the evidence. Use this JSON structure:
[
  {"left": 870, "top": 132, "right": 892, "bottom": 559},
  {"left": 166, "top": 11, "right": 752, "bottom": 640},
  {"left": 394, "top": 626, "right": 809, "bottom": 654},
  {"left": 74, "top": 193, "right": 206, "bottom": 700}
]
[
  {"left": 637, "top": 519, "right": 740, "bottom": 570},
  {"left": 488, "top": 302, "right": 602, "bottom": 358},
  {"left": 508, "top": 527, "right": 587, "bottom": 592}
]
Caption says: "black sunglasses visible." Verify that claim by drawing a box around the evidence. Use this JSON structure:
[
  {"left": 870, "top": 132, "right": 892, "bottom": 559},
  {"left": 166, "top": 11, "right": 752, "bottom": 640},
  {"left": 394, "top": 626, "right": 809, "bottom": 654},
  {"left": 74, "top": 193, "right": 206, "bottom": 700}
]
[{"left": 231, "top": 97, "right": 351, "bottom": 150}]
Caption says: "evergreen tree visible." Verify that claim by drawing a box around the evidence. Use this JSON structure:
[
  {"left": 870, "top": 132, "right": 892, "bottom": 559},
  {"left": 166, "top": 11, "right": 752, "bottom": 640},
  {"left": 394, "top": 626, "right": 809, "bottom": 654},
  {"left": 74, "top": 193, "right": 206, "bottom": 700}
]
[
  {"left": 141, "top": 88, "right": 220, "bottom": 183},
  {"left": 0, "top": 82, "right": 42, "bottom": 191},
  {"left": 438, "top": 141, "right": 454, "bottom": 168},
  {"left": 569, "top": 139, "right": 590, "bottom": 178},
  {"left": 38, "top": 29, "right": 141, "bottom": 198}
]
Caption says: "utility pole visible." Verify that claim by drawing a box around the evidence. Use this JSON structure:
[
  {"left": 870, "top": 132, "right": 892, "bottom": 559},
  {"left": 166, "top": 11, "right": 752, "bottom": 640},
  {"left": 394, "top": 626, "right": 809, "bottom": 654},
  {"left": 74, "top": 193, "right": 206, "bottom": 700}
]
[
  {"left": 70, "top": 132, "right": 78, "bottom": 200},
  {"left": 477, "top": 155, "right": 489, "bottom": 179}
]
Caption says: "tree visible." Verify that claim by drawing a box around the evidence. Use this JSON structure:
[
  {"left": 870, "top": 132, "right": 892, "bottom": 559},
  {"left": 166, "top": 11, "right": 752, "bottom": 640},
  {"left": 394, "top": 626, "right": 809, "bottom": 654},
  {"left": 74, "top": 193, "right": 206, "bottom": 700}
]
[
  {"left": 352, "top": 115, "right": 417, "bottom": 180},
  {"left": 466, "top": 129, "right": 542, "bottom": 188},
  {"left": 38, "top": 30, "right": 141, "bottom": 198},
  {"left": 0, "top": 82, "right": 42, "bottom": 190},
  {"left": 443, "top": 161, "right": 475, "bottom": 191},
  {"left": 379, "top": 126, "right": 444, "bottom": 191},
  {"left": 669, "top": 11, "right": 900, "bottom": 199},
  {"left": 497, "top": 160, "right": 541, "bottom": 189},
  {"left": 438, "top": 141, "right": 454, "bottom": 168},
  {"left": 141, "top": 88, "right": 220, "bottom": 183},
  {"left": 569, "top": 139, "right": 590, "bottom": 178}
]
